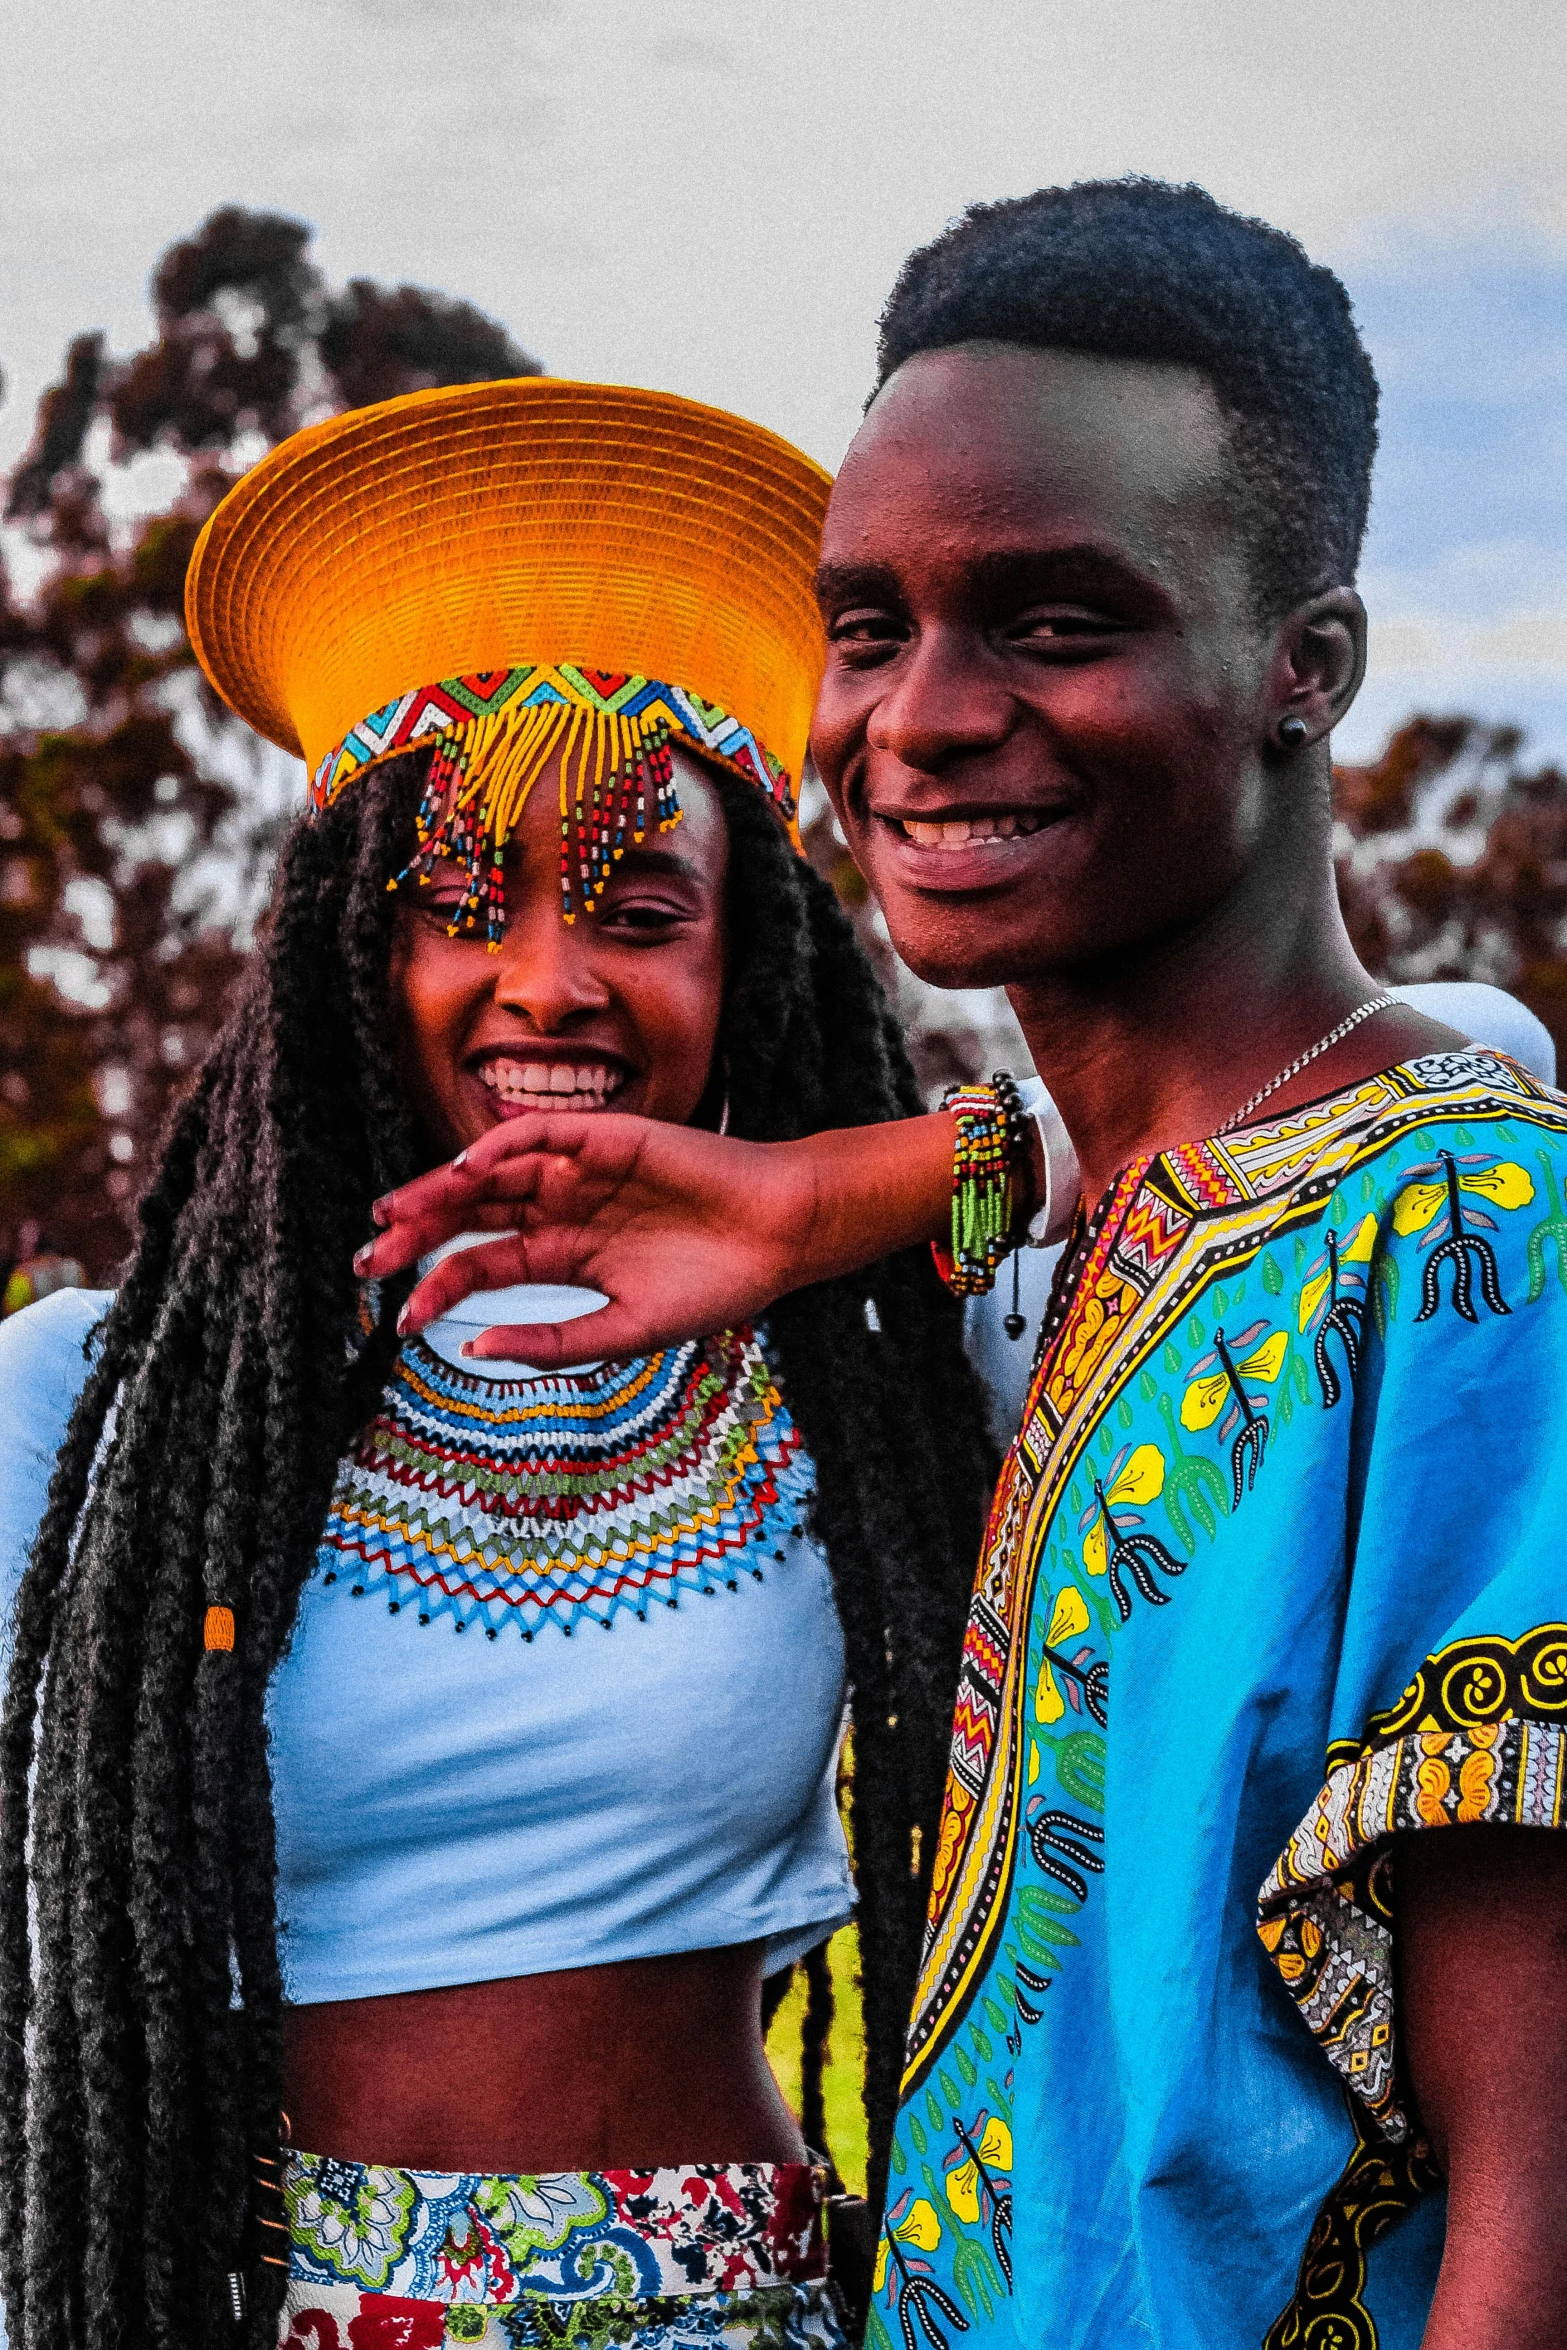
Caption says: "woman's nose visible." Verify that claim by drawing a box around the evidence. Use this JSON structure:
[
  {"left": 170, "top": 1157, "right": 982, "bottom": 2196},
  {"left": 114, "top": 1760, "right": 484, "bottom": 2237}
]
[{"left": 488, "top": 909, "right": 610, "bottom": 1029}]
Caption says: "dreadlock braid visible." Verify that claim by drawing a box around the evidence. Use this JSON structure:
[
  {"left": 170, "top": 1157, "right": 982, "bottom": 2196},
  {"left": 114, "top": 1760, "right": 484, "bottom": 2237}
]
[
  {"left": 1, "top": 763, "right": 418, "bottom": 2349},
  {"left": 0, "top": 751, "right": 997, "bottom": 2347}
]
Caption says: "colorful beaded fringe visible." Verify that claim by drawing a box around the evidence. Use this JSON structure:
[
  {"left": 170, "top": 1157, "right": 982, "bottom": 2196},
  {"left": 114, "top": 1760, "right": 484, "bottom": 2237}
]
[
  {"left": 318, "top": 1326, "right": 815, "bottom": 1638},
  {"left": 934, "top": 1073, "right": 1029, "bottom": 1297},
  {"left": 308, "top": 664, "right": 796, "bottom": 936}
]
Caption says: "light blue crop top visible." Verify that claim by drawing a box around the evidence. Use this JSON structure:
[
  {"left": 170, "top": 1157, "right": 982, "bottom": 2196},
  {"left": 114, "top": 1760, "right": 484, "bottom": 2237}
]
[{"left": 0, "top": 1291, "right": 854, "bottom": 2004}]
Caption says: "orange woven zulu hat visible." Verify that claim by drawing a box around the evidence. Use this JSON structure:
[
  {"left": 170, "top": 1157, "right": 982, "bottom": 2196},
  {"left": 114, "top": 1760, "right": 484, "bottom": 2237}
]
[{"left": 185, "top": 378, "right": 833, "bottom": 933}]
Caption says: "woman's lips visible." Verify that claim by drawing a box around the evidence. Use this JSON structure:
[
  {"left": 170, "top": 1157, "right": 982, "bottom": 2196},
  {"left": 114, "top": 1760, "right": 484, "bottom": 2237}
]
[{"left": 473, "top": 1057, "right": 627, "bottom": 1116}]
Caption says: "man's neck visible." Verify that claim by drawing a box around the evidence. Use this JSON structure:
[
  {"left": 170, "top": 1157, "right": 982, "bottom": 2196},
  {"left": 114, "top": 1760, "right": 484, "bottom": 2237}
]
[{"left": 1007, "top": 870, "right": 1446, "bottom": 1208}]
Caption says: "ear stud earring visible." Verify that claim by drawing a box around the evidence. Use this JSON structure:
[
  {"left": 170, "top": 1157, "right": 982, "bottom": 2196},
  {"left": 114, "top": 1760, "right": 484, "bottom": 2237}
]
[{"left": 1278, "top": 716, "right": 1310, "bottom": 747}]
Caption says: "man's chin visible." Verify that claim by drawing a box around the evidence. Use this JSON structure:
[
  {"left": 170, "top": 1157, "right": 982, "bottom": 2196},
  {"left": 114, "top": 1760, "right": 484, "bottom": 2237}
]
[
  {"left": 896, "top": 940, "right": 1031, "bottom": 993},
  {"left": 876, "top": 896, "right": 1073, "bottom": 995}
]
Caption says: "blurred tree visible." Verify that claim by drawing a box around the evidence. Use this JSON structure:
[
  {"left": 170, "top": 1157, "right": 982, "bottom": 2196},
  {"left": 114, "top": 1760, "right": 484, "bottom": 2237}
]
[
  {"left": 7, "top": 220, "right": 1562, "bottom": 1283},
  {"left": 1334, "top": 717, "right": 1567, "bottom": 1057},
  {"left": 0, "top": 208, "right": 539, "bottom": 1282}
]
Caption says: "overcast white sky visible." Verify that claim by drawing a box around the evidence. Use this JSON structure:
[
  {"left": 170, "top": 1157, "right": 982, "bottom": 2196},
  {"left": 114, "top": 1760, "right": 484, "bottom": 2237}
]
[{"left": 5, "top": 0, "right": 1566, "bottom": 763}]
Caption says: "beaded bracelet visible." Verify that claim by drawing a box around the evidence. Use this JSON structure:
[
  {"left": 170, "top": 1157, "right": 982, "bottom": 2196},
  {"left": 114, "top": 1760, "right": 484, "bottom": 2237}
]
[{"left": 932, "top": 1071, "right": 1030, "bottom": 1296}]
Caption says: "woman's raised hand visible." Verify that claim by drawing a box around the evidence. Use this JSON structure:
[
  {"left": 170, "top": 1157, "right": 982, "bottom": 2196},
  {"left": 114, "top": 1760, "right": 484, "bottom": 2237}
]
[
  {"left": 355, "top": 1107, "right": 956, "bottom": 1366},
  {"left": 357, "top": 1113, "right": 803, "bottom": 1365}
]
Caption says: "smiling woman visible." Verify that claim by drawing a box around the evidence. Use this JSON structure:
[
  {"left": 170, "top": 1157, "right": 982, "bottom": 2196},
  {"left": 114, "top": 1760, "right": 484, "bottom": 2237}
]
[
  {"left": 392, "top": 743, "right": 733, "bottom": 1148},
  {"left": 0, "top": 382, "right": 999, "bottom": 2350}
]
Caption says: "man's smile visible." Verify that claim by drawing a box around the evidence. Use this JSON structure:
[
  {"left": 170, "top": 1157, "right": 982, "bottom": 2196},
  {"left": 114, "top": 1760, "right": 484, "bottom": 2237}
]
[
  {"left": 866, "top": 796, "right": 1078, "bottom": 893},
  {"left": 895, "top": 809, "right": 1052, "bottom": 849}
]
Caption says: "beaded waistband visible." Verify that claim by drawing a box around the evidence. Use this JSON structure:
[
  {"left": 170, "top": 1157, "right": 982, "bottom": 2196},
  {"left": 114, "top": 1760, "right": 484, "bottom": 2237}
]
[{"left": 285, "top": 2151, "right": 828, "bottom": 2306}]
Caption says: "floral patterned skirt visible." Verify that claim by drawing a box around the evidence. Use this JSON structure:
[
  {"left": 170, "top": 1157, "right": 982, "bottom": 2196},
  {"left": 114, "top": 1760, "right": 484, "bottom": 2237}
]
[{"left": 279, "top": 2149, "right": 847, "bottom": 2348}]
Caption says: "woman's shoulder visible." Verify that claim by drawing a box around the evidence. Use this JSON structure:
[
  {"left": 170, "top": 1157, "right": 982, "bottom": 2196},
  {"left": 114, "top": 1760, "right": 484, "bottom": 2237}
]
[
  {"left": 0, "top": 1290, "right": 113, "bottom": 1619},
  {"left": 0, "top": 1286, "right": 111, "bottom": 1412}
]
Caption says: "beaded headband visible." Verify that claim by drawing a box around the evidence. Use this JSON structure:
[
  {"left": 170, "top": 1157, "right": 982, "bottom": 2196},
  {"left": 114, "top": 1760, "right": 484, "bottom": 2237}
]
[{"left": 312, "top": 662, "right": 794, "bottom": 937}]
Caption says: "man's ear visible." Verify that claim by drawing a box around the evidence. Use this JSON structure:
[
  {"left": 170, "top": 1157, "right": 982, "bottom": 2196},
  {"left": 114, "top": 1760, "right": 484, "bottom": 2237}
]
[{"left": 1268, "top": 586, "right": 1367, "bottom": 749}]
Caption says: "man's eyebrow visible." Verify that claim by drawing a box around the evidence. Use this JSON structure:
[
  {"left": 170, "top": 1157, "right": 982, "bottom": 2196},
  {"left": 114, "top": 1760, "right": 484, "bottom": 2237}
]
[
  {"left": 958, "top": 543, "right": 1166, "bottom": 600},
  {"left": 815, "top": 543, "right": 1171, "bottom": 612},
  {"left": 813, "top": 559, "right": 905, "bottom": 612}
]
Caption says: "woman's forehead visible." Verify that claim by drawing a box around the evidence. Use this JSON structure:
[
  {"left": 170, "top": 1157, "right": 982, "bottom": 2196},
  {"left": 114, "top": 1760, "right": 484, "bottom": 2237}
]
[{"left": 423, "top": 741, "right": 728, "bottom": 882}]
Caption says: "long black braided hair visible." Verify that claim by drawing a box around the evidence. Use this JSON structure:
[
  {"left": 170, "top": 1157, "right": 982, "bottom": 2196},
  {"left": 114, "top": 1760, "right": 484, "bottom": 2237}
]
[{"left": 0, "top": 749, "right": 998, "bottom": 2349}]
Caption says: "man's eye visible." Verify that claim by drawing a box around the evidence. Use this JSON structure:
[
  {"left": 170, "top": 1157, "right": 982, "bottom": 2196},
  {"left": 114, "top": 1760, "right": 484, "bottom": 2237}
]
[
  {"left": 1010, "top": 609, "right": 1123, "bottom": 644},
  {"left": 827, "top": 608, "right": 905, "bottom": 644},
  {"left": 826, "top": 611, "right": 902, "bottom": 639}
]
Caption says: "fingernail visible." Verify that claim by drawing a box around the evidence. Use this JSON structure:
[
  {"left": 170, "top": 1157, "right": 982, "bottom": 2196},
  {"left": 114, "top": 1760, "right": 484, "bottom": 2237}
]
[
  {"left": 453, "top": 1151, "right": 467, "bottom": 1170},
  {"left": 396, "top": 1303, "right": 410, "bottom": 1335},
  {"left": 372, "top": 1198, "right": 391, "bottom": 1227},
  {"left": 353, "top": 1244, "right": 373, "bottom": 1274}
]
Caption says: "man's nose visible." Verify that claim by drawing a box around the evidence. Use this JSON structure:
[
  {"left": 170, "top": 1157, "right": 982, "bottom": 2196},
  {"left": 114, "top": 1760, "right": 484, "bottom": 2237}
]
[
  {"left": 865, "top": 625, "right": 1015, "bottom": 775},
  {"left": 488, "top": 906, "right": 610, "bottom": 1029}
]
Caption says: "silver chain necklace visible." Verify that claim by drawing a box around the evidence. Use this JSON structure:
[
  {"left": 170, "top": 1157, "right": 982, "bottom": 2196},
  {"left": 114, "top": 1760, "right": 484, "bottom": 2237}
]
[{"left": 1217, "top": 994, "right": 1398, "bottom": 1135}]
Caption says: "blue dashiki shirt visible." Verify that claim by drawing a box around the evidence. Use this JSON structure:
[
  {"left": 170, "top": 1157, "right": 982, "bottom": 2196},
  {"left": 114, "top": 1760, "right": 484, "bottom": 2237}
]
[{"left": 875, "top": 1048, "right": 1567, "bottom": 2350}]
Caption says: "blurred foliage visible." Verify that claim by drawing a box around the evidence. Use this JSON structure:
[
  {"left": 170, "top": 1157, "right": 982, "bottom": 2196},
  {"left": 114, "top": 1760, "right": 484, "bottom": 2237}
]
[
  {"left": 765, "top": 1923, "right": 868, "bottom": 2196},
  {"left": 0, "top": 208, "right": 539, "bottom": 1284},
  {"left": 1334, "top": 716, "right": 1567, "bottom": 1049},
  {"left": 5, "top": 215, "right": 1565, "bottom": 1286}
]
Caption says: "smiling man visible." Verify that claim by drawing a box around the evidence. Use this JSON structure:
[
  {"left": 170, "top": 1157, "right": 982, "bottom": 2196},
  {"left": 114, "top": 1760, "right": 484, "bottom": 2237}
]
[
  {"left": 374, "top": 183, "right": 1567, "bottom": 2350},
  {"left": 798, "top": 188, "right": 1567, "bottom": 2350}
]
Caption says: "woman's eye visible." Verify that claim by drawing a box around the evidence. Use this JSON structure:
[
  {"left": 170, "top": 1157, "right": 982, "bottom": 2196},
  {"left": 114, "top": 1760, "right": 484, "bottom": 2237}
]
[
  {"left": 601, "top": 899, "right": 692, "bottom": 933},
  {"left": 404, "top": 865, "right": 471, "bottom": 918}
]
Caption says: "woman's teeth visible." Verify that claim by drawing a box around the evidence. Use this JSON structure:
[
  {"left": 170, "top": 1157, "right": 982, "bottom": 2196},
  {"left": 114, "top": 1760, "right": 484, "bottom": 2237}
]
[
  {"left": 477, "top": 1060, "right": 619, "bottom": 1109},
  {"left": 900, "top": 812, "right": 1046, "bottom": 849}
]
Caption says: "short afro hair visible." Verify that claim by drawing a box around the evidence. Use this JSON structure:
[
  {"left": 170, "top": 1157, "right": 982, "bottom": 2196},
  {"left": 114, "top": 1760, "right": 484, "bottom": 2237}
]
[{"left": 874, "top": 178, "right": 1379, "bottom": 620}]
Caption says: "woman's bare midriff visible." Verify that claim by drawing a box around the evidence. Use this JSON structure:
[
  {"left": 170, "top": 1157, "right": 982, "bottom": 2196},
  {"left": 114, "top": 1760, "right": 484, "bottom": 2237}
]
[{"left": 281, "top": 1942, "right": 806, "bottom": 2173}]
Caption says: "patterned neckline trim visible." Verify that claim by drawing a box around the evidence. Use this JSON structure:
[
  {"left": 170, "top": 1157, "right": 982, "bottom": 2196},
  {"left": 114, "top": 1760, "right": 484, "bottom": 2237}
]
[
  {"left": 1032, "top": 1050, "right": 1545, "bottom": 1381},
  {"left": 1102, "top": 1048, "right": 1535, "bottom": 1230},
  {"left": 320, "top": 1325, "right": 816, "bottom": 1639}
]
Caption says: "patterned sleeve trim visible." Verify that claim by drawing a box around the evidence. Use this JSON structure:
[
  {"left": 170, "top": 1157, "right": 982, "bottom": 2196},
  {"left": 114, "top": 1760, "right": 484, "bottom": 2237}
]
[{"left": 1256, "top": 1623, "right": 1567, "bottom": 2142}]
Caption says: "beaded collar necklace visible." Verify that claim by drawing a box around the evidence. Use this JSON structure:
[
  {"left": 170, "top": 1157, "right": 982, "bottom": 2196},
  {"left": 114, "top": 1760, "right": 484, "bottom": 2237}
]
[{"left": 319, "top": 1326, "right": 814, "bottom": 1640}]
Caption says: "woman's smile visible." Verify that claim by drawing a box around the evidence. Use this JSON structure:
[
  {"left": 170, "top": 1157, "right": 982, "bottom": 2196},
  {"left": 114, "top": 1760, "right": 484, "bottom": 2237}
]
[{"left": 471, "top": 1049, "right": 632, "bottom": 1117}]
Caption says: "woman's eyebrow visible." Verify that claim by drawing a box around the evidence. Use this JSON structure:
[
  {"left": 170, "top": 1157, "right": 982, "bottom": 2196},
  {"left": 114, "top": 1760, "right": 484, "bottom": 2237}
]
[{"left": 611, "top": 845, "right": 707, "bottom": 884}]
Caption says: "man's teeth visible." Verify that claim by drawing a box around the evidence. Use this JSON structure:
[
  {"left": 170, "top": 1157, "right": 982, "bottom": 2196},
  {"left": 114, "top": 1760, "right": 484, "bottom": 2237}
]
[
  {"left": 477, "top": 1061, "right": 618, "bottom": 1106},
  {"left": 900, "top": 813, "right": 1046, "bottom": 849}
]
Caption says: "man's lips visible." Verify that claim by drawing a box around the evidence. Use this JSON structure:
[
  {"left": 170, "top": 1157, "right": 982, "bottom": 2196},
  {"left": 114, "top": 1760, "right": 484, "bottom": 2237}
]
[
  {"left": 867, "top": 803, "right": 1074, "bottom": 888},
  {"left": 468, "top": 1052, "right": 631, "bottom": 1118},
  {"left": 888, "top": 808, "right": 1053, "bottom": 850}
]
